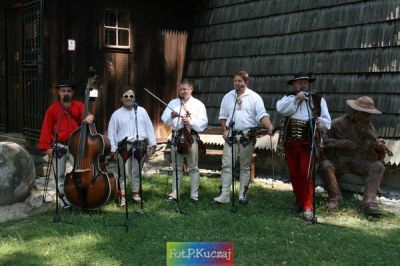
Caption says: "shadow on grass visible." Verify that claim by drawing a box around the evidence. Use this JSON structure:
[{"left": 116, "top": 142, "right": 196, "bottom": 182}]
[
  {"left": 0, "top": 251, "right": 43, "bottom": 266},
  {"left": 1, "top": 174, "right": 400, "bottom": 265}
]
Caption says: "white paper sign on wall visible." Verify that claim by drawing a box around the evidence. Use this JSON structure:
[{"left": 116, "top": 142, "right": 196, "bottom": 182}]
[{"left": 68, "top": 39, "right": 76, "bottom": 51}]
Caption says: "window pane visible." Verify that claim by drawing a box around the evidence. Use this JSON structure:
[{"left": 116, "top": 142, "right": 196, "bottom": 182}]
[
  {"left": 105, "top": 28, "right": 116, "bottom": 45},
  {"left": 118, "top": 11, "right": 129, "bottom": 28},
  {"left": 118, "top": 29, "right": 129, "bottom": 46},
  {"left": 103, "top": 8, "right": 130, "bottom": 48},
  {"left": 105, "top": 10, "right": 116, "bottom": 27}
]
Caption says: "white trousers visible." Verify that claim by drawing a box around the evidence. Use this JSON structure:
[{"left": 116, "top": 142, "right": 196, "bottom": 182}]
[
  {"left": 50, "top": 144, "right": 70, "bottom": 195},
  {"left": 169, "top": 141, "right": 200, "bottom": 199},
  {"left": 110, "top": 144, "right": 143, "bottom": 194},
  {"left": 214, "top": 142, "right": 255, "bottom": 203}
]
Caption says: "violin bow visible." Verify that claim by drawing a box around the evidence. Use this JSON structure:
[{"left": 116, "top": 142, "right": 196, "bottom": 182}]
[{"left": 143, "top": 88, "right": 176, "bottom": 113}]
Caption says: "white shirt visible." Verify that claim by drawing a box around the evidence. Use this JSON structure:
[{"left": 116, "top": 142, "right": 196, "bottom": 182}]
[
  {"left": 108, "top": 106, "right": 157, "bottom": 152},
  {"left": 161, "top": 96, "right": 208, "bottom": 132},
  {"left": 276, "top": 95, "right": 331, "bottom": 129},
  {"left": 219, "top": 88, "right": 270, "bottom": 131}
]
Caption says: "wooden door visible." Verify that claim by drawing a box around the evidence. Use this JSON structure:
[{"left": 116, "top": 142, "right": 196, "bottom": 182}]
[{"left": 6, "top": 5, "right": 23, "bottom": 132}]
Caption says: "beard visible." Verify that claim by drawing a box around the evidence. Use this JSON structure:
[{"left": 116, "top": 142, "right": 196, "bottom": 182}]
[{"left": 63, "top": 95, "right": 71, "bottom": 102}]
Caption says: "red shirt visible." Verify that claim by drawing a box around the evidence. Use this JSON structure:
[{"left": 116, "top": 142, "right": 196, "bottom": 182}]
[{"left": 38, "top": 100, "right": 84, "bottom": 151}]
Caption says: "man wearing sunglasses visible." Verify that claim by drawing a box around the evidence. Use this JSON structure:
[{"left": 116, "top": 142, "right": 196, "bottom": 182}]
[
  {"left": 108, "top": 87, "right": 156, "bottom": 206},
  {"left": 38, "top": 79, "right": 94, "bottom": 208}
]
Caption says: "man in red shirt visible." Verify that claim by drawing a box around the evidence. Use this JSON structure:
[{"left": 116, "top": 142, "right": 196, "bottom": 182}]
[{"left": 38, "top": 79, "right": 94, "bottom": 207}]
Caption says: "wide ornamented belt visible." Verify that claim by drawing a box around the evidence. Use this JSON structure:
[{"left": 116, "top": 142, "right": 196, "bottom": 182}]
[
  {"left": 226, "top": 129, "right": 256, "bottom": 147},
  {"left": 285, "top": 118, "right": 311, "bottom": 141},
  {"left": 172, "top": 129, "right": 198, "bottom": 135}
]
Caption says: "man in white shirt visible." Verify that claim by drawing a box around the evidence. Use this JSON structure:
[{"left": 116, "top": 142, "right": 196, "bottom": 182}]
[
  {"left": 213, "top": 71, "right": 274, "bottom": 205},
  {"left": 108, "top": 87, "right": 156, "bottom": 206},
  {"left": 276, "top": 73, "right": 331, "bottom": 221},
  {"left": 161, "top": 79, "right": 208, "bottom": 203}
]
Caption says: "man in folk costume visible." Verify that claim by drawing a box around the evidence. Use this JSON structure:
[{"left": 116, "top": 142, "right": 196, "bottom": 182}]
[
  {"left": 213, "top": 71, "right": 274, "bottom": 205},
  {"left": 108, "top": 87, "right": 156, "bottom": 206},
  {"left": 38, "top": 79, "right": 94, "bottom": 208},
  {"left": 318, "top": 96, "right": 390, "bottom": 216},
  {"left": 161, "top": 79, "right": 208, "bottom": 203},
  {"left": 276, "top": 73, "right": 331, "bottom": 221}
]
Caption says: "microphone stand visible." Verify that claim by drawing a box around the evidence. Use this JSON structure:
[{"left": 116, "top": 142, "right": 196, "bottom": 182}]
[
  {"left": 171, "top": 98, "right": 185, "bottom": 214},
  {"left": 42, "top": 155, "right": 53, "bottom": 203},
  {"left": 121, "top": 148, "right": 131, "bottom": 231},
  {"left": 47, "top": 102, "right": 71, "bottom": 223},
  {"left": 133, "top": 103, "right": 147, "bottom": 216},
  {"left": 140, "top": 89, "right": 186, "bottom": 214},
  {"left": 107, "top": 137, "right": 131, "bottom": 232},
  {"left": 305, "top": 90, "right": 318, "bottom": 225},
  {"left": 227, "top": 90, "right": 239, "bottom": 213}
]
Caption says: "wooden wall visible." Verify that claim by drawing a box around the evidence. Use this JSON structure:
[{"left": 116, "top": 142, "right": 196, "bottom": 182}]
[
  {"left": 0, "top": 12, "right": 5, "bottom": 131},
  {"left": 186, "top": 0, "right": 400, "bottom": 144},
  {"left": 44, "top": 0, "right": 196, "bottom": 141}
]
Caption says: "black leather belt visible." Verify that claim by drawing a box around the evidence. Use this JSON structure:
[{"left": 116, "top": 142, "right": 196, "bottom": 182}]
[{"left": 126, "top": 140, "right": 147, "bottom": 145}]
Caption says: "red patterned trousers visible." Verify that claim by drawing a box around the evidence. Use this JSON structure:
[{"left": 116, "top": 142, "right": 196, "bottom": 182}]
[{"left": 285, "top": 140, "right": 314, "bottom": 210}]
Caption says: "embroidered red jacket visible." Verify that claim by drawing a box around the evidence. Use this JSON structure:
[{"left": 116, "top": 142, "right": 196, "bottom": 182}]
[{"left": 38, "top": 100, "right": 84, "bottom": 151}]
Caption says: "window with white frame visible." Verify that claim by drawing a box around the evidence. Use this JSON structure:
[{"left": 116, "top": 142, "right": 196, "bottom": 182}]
[{"left": 103, "top": 9, "right": 130, "bottom": 49}]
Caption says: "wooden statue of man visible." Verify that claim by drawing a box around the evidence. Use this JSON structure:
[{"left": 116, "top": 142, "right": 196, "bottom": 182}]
[{"left": 318, "top": 96, "right": 391, "bottom": 216}]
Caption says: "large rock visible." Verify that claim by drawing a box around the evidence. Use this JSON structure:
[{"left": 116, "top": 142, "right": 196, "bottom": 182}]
[{"left": 0, "top": 142, "right": 35, "bottom": 206}]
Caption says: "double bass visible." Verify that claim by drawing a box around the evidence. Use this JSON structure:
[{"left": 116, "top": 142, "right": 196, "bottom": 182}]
[{"left": 64, "top": 69, "right": 116, "bottom": 210}]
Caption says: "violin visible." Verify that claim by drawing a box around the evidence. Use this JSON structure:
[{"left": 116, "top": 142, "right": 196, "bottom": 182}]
[
  {"left": 176, "top": 109, "right": 193, "bottom": 155},
  {"left": 64, "top": 68, "right": 116, "bottom": 210}
]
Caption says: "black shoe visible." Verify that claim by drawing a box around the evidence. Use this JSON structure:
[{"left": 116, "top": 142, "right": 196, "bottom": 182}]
[
  {"left": 238, "top": 198, "right": 248, "bottom": 205},
  {"left": 209, "top": 199, "right": 222, "bottom": 205},
  {"left": 190, "top": 197, "right": 199, "bottom": 204},
  {"left": 290, "top": 204, "right": 303, "bottom": 214}
]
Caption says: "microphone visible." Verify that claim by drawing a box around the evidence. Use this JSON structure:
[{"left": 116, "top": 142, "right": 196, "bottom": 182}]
[
  {"left": 179, "top": 96, "right": 185, "bottom": 107},
  {"left": 235, "top": 84, "right": 243, "bottom": 90},
  {"left": 299, "top": 86, "right": 310, "bottom": 98},
  {"left": 299, "top": 86, "right": 308, "bottom": 93},
  {"left": 132, "top": 101, "right": 139, "bottom": 110}
]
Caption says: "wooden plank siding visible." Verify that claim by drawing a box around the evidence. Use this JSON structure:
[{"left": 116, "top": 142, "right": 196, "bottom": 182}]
[
  {"left": 185, "top": 0, "right": 400, "bottom": 164},
  {"left": 0, "top": 12, "right": 6, "bottom": 131}
]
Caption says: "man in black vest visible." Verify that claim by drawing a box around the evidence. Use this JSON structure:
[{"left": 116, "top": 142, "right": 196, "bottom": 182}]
[{"left": 276, "top": 73, "right": 332, "bottom": 221}]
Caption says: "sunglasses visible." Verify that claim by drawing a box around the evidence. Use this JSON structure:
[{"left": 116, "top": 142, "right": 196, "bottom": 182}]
[{"left": 123, "top": 94, "right": 134, "bottom": 99}]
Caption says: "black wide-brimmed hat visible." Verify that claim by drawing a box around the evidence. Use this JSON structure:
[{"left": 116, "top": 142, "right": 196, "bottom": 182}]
[
  {"left": 57, "top": 79, "right": 76, "bottom": 88},
  {"left": 287, "top": 73, "right": 316, "bottom": 85}
]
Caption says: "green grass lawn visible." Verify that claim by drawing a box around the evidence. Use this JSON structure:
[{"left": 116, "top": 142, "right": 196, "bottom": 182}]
[{"left": 1, "top": 174, "right": 400, "bottom": 266}]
